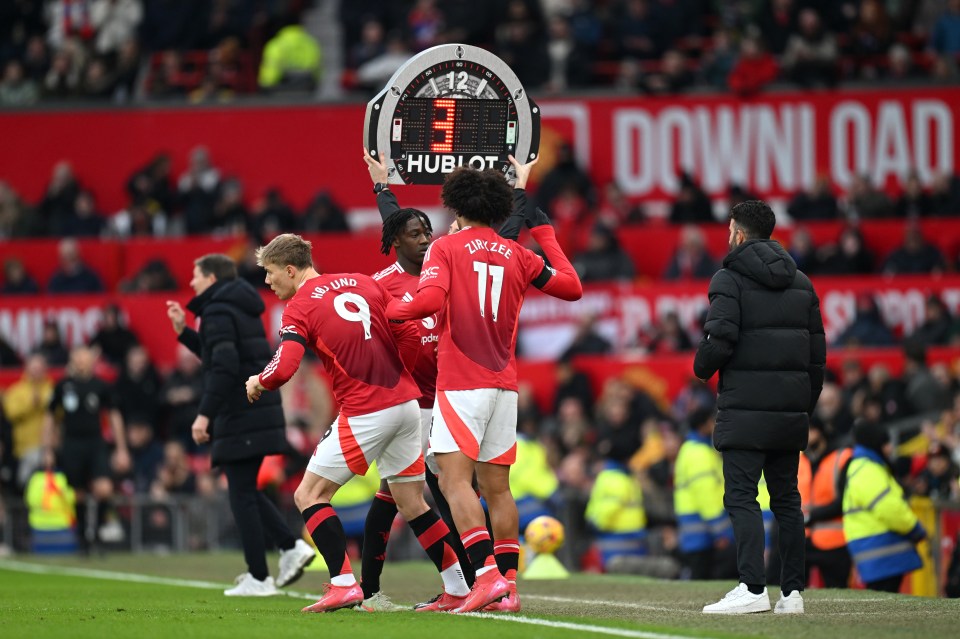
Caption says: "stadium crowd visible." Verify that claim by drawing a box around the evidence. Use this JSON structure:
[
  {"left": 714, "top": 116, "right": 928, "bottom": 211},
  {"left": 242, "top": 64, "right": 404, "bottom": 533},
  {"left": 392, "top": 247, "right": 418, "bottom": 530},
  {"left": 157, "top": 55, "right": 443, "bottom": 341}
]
[{"left": 3, "top": 0, "right": 960, "bottom": 105}]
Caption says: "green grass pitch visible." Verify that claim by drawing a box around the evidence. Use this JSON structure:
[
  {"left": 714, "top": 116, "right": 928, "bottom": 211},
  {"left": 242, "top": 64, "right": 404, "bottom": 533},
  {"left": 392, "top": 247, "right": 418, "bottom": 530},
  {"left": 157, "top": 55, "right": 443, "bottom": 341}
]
[{"left": 1, "top": 553, "right": 957, "bottom": 639}]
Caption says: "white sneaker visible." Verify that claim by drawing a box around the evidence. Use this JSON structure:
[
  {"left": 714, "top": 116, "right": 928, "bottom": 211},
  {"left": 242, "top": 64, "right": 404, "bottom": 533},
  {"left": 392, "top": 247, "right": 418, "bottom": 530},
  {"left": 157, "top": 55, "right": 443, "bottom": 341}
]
[
  {"left": 277, "top": 539, "right": 316, "bottom": 587},
  {"left": 702, "top": 583, "right": 771, "bottom": 614},
  {"left": 774, "top": 590, "right": 804, "bottom": 614},
  {"left": 98, "top": 519, "right": 125, "bottom": 543},
  {"left": 354, "top": 591, "right": 404, "bottom": 612},
  {"left": 224, "top": 573, "right": 280, "bottom": 597}
]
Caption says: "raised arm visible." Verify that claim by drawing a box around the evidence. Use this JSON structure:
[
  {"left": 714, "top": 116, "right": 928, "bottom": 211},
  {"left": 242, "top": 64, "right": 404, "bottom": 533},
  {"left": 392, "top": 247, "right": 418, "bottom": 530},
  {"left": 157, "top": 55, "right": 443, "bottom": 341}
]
[
  {"left": 529, "top": 225, "right": 583, "bottom": 301},
  {"left": 498, "top": 155, "right": 539, "bottom": 241},
  {"left": 364, "top": 150, "right": 403, "bottom": 221},
  {"left": 167, "top": 300, "right": 202, "bottom": 357}
]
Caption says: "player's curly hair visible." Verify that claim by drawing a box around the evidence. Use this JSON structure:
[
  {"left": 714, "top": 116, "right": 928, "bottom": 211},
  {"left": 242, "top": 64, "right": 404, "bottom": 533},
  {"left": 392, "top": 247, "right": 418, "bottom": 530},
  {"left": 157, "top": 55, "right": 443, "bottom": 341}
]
[
  {"left": 441, "top": 167, "right": 512, "bottom": 226},
  {"left": 380, "top": 208, "right": 433, "bottom": 256}
]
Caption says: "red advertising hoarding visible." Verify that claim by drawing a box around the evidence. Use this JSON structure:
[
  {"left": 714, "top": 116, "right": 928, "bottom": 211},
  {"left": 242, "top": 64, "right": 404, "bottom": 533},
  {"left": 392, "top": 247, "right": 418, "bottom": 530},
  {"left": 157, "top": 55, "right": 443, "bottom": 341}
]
[
  {"left": 4, "top": 275, "right": 960, "bottom": 369},
  {"left": 2, "top": 87, "right": 956, "bottom": 218}
]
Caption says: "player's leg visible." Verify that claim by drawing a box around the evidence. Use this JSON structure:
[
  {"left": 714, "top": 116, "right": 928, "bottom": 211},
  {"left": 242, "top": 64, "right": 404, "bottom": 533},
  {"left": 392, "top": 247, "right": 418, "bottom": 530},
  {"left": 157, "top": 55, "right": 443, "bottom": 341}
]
[
  {"left": 477, "top": 463, "right": 519, "bottom": 578},
  {"left": 475, "top": 389, "right": 521, "bottom": 612},
  {"left": 431, "top": 390, "right": 509, "bottom": 612},
  {"left": 376, "top": 400, "right": 470, "bottom": 610},
  {"left": 389, "top": 478, "right": 470, "bottom": 610},
  {"left": 358, "top": 478, "right": 398, "bottom": 602},
  {"left": 296, "top": 415, "right": 365, "bottom": 612},
  {"left": 421, "top": 406, "right": 474, "bottom": 586},
  {"left": 221, "top": 457, "right": 277, "bottom": 594},
  {"left": 433, "top": 391, "right": 494, "bottom": 574}
]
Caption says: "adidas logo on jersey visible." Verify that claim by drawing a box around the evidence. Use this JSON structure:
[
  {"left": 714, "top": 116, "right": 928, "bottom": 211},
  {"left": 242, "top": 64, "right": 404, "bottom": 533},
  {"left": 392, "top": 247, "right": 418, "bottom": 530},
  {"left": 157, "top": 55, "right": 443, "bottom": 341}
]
[{"left": 402, "top": 292, "right": 413, "bottom": 302}]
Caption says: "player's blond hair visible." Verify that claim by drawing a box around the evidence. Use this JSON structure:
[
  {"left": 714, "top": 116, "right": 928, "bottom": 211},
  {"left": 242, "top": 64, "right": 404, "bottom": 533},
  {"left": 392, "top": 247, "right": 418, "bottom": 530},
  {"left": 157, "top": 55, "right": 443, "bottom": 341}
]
[{"left": 256, "top": 233, "right": 314, "bottom": 269}]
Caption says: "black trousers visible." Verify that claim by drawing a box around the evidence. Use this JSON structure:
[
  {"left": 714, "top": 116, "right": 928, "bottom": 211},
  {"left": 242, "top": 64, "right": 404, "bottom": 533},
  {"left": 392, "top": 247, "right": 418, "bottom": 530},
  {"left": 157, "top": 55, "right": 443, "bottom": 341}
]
[
  {"left": 722, "top": 449, "right": 805, "bottom": 594},
  {"left": 806, "top": 541, "right": 852, "bottom": 588},
  {"left": 865, "top": 574, "right": 904, "bottom": 593},
  {"left": 684, "top": 543, "right": 738, "bottom": 581},
  {"left": 221, "top": 456, "right": 298, "bottom": 581}
]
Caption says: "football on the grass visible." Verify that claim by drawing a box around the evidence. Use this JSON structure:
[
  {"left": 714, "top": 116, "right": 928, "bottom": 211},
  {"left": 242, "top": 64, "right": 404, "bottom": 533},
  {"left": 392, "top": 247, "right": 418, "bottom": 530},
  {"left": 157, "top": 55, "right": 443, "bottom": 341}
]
[{"left": 525, "top": 516, "right": 564, "bottom": 554}]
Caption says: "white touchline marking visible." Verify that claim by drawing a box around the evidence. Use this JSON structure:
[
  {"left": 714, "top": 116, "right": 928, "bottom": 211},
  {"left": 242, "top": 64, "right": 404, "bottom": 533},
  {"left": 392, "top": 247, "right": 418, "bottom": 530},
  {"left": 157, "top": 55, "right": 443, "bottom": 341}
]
[
  {"left": 812, "top": 595, "right": 896, "bottom": 603},
  {"left": 468, "top": 613, "right": 701, "bottom": 639},
  {"left": 526, "top": 595, "right": 691, "bottom": 614},
  {"left": 0, "top": 560, "right": 319, "bottom": 601},
  {"left": 0, "top": 560, "right": 717, "bottom": 639},
  {"left": 521, "top": 594, "right": 910, "bottom": 615}
]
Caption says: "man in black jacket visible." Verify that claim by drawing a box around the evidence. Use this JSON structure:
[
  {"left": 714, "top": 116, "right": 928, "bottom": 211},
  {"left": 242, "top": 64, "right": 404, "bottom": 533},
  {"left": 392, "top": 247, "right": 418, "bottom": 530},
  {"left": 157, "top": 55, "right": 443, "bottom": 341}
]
[
  {"left": 694, "top": 201, "right": 826, "bottom": 615},
  {"left": 166, "top": 254, "right": 314, "bottom": 596}
]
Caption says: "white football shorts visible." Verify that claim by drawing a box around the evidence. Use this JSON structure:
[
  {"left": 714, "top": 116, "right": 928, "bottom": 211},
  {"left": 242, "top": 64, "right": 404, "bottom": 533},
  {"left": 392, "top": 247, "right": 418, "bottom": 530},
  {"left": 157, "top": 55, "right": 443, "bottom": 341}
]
[{"left": 307, "top": 399, "right": 425, "bottom": 485}]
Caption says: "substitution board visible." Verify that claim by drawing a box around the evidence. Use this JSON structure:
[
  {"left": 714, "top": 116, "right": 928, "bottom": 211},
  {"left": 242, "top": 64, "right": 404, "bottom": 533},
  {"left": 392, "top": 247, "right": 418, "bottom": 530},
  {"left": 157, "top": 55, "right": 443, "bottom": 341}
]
[{"left": 363, "top": 43, "right": 541, "bottom": 185}]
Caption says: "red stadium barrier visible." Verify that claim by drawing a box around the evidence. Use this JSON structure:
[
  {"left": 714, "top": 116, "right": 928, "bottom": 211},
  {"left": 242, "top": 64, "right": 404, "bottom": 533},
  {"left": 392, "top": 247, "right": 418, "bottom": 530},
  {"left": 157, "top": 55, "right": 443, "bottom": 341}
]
[
  {"left": 5, "top": 218, "right": 960, "bottom": 292},
  {"left": 3, "top": 276, "right": 960, "bottom": 370},
  {"left": 520, "top": 275, "right": 960, "bottom": 358},
  {"left": 516, "top": 347, "right": 960, "bottom": 415},
  {"left": 1, "top": 87, "right": 957, "bottom": 213},
  {"left": 619, "top": 218, "right": 960, "bottom": 279}
]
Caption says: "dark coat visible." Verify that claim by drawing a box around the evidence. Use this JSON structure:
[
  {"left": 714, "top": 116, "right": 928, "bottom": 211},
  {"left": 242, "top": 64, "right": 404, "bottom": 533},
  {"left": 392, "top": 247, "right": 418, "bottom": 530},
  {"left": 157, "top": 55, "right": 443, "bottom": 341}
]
[
  {"left": 694, "top": 239, "right": 826, "bottom": 452},
  {"left": 179, "top": 278, "right": 285, "bottom": 465}
]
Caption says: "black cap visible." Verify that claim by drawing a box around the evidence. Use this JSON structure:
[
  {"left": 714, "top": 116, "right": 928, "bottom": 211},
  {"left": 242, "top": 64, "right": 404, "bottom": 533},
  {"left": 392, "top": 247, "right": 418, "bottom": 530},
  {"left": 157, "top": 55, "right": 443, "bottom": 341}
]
[{"left": 853, "top": 421, "right": 890, "bottom": 454}]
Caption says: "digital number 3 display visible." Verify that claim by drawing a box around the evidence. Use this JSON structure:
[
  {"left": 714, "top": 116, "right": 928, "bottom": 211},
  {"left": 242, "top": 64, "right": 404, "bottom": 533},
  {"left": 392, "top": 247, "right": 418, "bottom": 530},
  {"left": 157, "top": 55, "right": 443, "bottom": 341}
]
[{"left": 394, "top": 98, "right": 513, "bottom": 155}]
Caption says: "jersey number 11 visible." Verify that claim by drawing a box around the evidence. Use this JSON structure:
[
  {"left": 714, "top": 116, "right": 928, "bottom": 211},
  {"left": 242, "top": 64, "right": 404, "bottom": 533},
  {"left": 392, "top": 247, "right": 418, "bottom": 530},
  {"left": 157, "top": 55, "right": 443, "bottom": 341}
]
[{"left": 473, "top": 261, "right": 504, "bottom": 322}]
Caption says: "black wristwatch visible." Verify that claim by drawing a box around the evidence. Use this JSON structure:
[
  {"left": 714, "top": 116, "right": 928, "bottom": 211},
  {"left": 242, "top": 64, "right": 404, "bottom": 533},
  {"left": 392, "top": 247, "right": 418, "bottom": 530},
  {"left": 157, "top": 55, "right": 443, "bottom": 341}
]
[{"left": 373, "top": 183, "right": 390, "bottom": 195}]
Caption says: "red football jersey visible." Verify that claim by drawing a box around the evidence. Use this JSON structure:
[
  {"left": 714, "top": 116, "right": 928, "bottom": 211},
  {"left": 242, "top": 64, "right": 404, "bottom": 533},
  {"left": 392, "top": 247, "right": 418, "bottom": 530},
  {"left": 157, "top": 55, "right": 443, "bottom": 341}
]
[
  {"left": 373, "top": 261, "right": 440, "bottom": 409},
  {"left": 418, "top": 226, "right": 548, "bottom": 392},
  {"left": 266, "top": 273, "right": 420, "bottom": 417}
]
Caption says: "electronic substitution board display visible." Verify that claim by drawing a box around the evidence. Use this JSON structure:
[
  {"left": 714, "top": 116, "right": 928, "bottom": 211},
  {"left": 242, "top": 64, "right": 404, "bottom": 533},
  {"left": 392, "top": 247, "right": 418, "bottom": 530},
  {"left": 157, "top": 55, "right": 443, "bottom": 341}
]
[{"left": 363, "top": 44, "right": 540, "bottom": 185}]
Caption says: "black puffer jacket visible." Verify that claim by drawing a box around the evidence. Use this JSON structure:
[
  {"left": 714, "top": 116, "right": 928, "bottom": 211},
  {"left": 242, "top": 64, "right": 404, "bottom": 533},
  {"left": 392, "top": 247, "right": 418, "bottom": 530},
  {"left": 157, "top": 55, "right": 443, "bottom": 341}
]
[
  {"left": 179, "top": 278, "right": 286, "bottom": 465},
  {"left": 694, "top": 239, "right": 826, "bottom": 452}
]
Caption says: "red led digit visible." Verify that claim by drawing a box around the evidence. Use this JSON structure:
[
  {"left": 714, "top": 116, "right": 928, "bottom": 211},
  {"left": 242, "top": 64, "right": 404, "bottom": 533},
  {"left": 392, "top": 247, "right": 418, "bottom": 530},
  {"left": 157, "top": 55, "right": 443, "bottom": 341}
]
[{"left": 430, "top": 98, "right": 456, "bottom": 153}]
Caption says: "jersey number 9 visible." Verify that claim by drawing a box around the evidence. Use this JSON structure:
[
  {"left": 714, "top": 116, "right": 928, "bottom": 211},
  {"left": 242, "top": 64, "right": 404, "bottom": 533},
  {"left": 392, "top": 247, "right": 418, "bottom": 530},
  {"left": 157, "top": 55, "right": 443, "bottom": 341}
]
[{"left": 334, "top": 292, "right": 372, "bottom": 339}]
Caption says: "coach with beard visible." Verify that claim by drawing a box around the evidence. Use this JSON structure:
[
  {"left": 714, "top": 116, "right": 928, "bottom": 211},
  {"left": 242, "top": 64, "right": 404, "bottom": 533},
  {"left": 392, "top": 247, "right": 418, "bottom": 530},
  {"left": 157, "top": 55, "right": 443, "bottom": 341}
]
[{"left": 694, "top": 201, "right": 825, "bottom": 615}]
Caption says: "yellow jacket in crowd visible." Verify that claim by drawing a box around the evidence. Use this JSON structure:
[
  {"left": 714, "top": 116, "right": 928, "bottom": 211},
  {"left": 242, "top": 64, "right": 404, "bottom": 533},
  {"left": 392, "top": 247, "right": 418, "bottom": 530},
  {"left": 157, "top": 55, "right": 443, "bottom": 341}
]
[
  {"left": 258, "top": 25, "right": 322, "bottom": 89},
  {"left": 3, "top": 374, "right": 54, "bottom": 458},
  {"left": 586, "top": 462, "right": 647, "bottom": 566},
  {"left": 674, "top": 432, "right": 732, "bottom": 553},
  {"left": 511, "top": 435, "right": 559, "bottom": 529},
  {"left": 843, "top": 446, "right": 924, "bottom": 584},
  {"left": 25, "top": 470, "right": 75, "bottom": 531}
]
